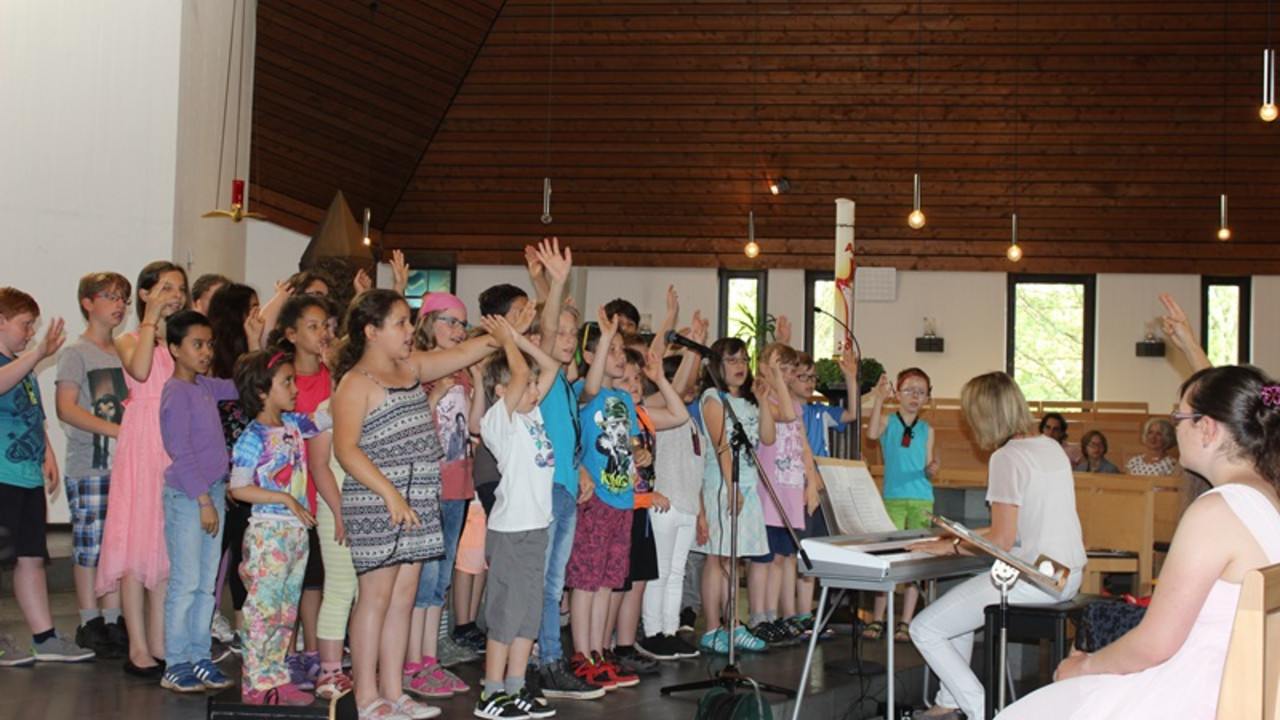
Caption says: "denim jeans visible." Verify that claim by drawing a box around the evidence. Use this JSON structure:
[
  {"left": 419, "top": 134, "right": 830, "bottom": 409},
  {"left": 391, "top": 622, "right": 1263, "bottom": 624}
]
[
  {"left": 537, "top": 485, "right": 578, "bottom": 662},
  {"left": 163, "top": 480, "right": 226, "bottom": 666},
  {"left": 414, "top": 499, "right": 466, "bottom": 608}
]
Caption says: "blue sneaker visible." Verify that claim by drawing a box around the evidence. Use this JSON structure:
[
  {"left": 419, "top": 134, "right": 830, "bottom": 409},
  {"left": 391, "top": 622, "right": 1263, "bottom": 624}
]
[
  {"left": 160, "top": 662, "right": 205, "bottom": 693},
  {"left": 731, "top": 626, "right": 767, "bottom": 652},
  {"left": 699, "top": 628, "right": 730, "bottom": 655},
  {"left": 193, "top": 658, "right": 235, "bottom": 690}
]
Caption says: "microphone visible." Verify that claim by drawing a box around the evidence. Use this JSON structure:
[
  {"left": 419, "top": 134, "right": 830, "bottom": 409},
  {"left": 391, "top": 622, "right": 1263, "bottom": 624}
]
[
  {"left": 664, "top": 330, "right": 714, "bottom": 357},
  {"left": 812, "top": 305, "right": 862, "bottom": 359}
]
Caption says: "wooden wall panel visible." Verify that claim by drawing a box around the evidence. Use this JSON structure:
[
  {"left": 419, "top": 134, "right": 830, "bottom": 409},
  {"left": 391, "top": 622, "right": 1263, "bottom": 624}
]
[{"left": 254, "top": 0, "right": 1280, "bottom": 273}]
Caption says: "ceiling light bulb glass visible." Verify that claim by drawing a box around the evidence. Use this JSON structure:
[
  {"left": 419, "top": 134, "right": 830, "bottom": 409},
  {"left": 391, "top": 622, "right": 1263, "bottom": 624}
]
[
  {"left": 1262, "top": 103, "right": 1279, "bottom": 122},
  {"left": 1217, "top": 226, "right": 1231, "bottom": 241},
  {"left": 744, "top": 241, "right": 760, "bottom": 258},
  {"left": 1006, "top": 243, "right": 1022, "bottom": 262},
  {"left": 908, "top": 209, "right": 926, "bottom": 229},
  {"left": 362, "top": 236, "right": 371, "bottom": 246}
]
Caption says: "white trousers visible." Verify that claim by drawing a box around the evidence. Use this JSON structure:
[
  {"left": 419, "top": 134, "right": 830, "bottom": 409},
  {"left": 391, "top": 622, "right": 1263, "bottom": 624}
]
[
  {"left": 641, "top": 507, "right": 698, "bottom": 636},
  {"left": 908, "top": 569, "right": 1082, "bottom": 720}
]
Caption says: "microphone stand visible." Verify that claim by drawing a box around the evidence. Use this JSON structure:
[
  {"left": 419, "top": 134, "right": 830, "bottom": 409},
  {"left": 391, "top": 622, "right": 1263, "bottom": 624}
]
[
  {"left": 813, "top": 306, "right": 862, "bottom": 461},
  {"left": 660, "top": 355, "right": 805, "bottom": 701}
]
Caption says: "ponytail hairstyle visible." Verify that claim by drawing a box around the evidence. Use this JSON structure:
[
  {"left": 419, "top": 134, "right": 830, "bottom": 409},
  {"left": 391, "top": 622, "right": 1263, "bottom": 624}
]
[
  {"left": 1179, "top": 365, "right": 1280, "bottom": 492},
  {"left": 134, "top": 261, "right": 188, "bottom": 322},
  {"left": 266, "top": 294, "right": 335, "bottom": 353},
  {"left": 333, "top": 289, "right": 408, "bottom": 383},
  {"left": 698, "top": 337, "right": 757, "bottom": 406}
]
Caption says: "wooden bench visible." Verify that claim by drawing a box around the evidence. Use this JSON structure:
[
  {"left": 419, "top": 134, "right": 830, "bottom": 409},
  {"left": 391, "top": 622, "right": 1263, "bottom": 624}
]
[{"left": 1216, "top": 562, "right": 1280, "bottom": 719}]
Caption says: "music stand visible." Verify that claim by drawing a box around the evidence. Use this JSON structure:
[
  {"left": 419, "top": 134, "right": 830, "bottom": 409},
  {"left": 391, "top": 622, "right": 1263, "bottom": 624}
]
[{"left": 931, "top": 514, "right": 1071, "bottom": 713}]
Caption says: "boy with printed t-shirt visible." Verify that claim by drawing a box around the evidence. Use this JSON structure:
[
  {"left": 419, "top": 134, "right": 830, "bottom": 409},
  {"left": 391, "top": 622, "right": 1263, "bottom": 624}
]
[{"left": 55, "top": 272, "right": 133, "bottom": 658}]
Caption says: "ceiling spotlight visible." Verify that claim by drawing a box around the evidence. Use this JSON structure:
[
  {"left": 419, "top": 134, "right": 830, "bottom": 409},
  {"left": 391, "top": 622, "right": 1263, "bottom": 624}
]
[
  {"left": 769, "top": 177, "right": 791, "bottom": 195},
  {"left": 908, "top": 173, "right": 926, "bottom": 229},
  {"left": 1217, "top": 194, "right": 1231, "bottom": 242},
  {"left": 1006, "top": 212, "right": 1022, "bottom": 262},
  {"left": 744, "top": 210, "right": 760, "bottom": 257},
  {"left": 362, "top": 207, "right": 372, "bottom": 246}
]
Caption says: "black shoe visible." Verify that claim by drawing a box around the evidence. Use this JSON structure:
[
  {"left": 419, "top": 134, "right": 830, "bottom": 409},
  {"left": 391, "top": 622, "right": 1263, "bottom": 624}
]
[
  {"left": 511, "top": 685, "right": 556, "bottom": 718},
  {"left": 668, "top": 634, "right": 700, "bottom": 659},
  {"left": 748, "top": 620, "right": 788, "bottom": 646},
  {"left": 635, "top": 634, "right": 679, "bottom": 661},
  {"left": 474, "top": 691, "right": 528, "bottom": 719},
  {"left": 210, "top": 639, "right": 233, "bottom": 664},
  {"left": 77, "top": 617, "right": 120, "bottom": 659},
  {"left": 608, "top": 646, "right": 660, "bottom": 676},
  {"left": 106, "top": 619, "right": 129, "bottom": 658},
  {"left": 123, "top": 658, "right": 165, "bottom": 679},
  {"left": 538, "top": 658, "right": 605, "bottom": 700},
  {"left": 679, "top": 607, "right": 697, "bottom": 633}
]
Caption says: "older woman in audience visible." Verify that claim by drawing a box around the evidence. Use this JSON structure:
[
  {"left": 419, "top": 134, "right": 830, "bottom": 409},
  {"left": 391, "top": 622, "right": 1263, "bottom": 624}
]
[
  {"left": 1074, "top": 430, "right": 1120, "bottom": 473},
  {"left": 1125, "top": 418, "right": 1178, "bottom": 475}
]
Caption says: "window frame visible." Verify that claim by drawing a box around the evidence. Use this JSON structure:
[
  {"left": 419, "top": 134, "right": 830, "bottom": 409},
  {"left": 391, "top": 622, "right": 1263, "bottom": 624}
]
[
  {"left": 717, "top": 268, "right": 768, "bottom": 352},
  {"left": 1200, "top": 275, "right": 1251, "bottom": 365},
  {"left": 1005, "top": 273, "right": 1097, "bottom": 401},
  {"left": 804, "top": 269, "right": 835, "bottom": 358}
]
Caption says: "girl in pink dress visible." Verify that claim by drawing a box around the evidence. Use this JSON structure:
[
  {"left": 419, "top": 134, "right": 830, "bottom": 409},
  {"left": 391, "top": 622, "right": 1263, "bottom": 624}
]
[
  {"left": 996, "top": 365, "right": 1280, "bottom": 720},
  {"left": 95, "top": 261, "right": 188, "bottom": 675}
]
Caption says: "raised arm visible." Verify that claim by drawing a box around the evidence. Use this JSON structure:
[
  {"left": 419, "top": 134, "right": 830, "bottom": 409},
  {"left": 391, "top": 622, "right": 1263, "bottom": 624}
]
[
  {"left": 409, "top": 330, "right": 499, "bottom": 383},
  {"left": 484, "top": 316, "right": 529, "bottom": 416},
  {"left": 536, "top": 238, "right": 572, "bottom": 356},
  {"left": 865, "top": 373, "right": 894, "bottom": 440},
  {"left": 1159, "top": 293, "right": 1211, "bottom": 373},
  {"left": 836, "top": 344, "right": 861, "bottom": 422},
  {"left": 579, "top": 306, "right": 618, "bottom": 405},
  {"left": 0, "top": 318, "right": 64, "bottom": 394},
  {"left": 525, "top": 244, "right": 551, "bottom": 304},
  {"left": 255, "top": 279, "right": 293, "bottom": 349},
  {"left": 640, "top": 350, "right": 690, "bottom": 430},
  {"left": 648, "top": 285, "right": 679, "bottom": 359},
  {"left": 512, "top": 322, "right": 560, "bottom": 401}
]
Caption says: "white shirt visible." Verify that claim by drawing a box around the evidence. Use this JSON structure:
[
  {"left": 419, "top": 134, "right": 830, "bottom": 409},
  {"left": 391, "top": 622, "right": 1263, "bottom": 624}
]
[
  {"left": 986, "top": 435, "right": 1088, "bottom": 572},
  {"left": 481, "top": 402, "right": 555, "bottom": 533}
]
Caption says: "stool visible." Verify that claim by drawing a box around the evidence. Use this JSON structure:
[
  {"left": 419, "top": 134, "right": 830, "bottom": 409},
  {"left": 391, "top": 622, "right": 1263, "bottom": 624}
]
[
  {"left": 982, "top": 594, "right": 1101, "bottom": 720},
  {"left": 1083, "top": 549, "right": 1139, "bottom": 594}
]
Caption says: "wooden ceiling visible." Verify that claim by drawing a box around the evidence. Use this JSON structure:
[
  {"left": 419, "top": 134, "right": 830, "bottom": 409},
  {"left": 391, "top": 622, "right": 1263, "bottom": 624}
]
[{"left": 250, "top": 0, "right": 1280, "bottom": 274}]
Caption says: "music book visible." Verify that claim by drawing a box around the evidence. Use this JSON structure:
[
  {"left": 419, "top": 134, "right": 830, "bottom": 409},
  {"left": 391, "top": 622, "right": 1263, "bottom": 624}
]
[
  {"left": 931, "top": 513, "right": 1071, "bottom": 597},
  {"left": 815, "top": 458, "right": 898, "bottom": 535}
]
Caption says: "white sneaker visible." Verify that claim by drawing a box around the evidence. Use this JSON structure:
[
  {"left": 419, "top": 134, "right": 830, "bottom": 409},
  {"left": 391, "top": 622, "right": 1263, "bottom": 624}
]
[{"left": 210, "top": 613, "right": 235, "bottom": 643}]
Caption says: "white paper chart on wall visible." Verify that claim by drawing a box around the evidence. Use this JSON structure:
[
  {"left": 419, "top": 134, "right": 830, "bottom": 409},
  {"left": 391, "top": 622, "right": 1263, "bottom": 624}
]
[{"left": 855, "top": 267, "right": 897, "bottom": 302}]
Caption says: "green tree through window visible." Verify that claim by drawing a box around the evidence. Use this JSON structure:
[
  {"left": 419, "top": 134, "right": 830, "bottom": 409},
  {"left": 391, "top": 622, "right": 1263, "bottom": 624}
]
[{"left": 1007, "top": 275, "right": 1095, "bottom": 401}]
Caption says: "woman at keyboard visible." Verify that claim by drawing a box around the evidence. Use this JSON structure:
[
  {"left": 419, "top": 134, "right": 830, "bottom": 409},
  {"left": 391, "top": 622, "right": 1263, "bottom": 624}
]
[
  {"left": 905, "top": 372, "right": 1087, "bottom": 720},
  {"left": 996, "top": 364, "right": 1280, "bottom": 720}
]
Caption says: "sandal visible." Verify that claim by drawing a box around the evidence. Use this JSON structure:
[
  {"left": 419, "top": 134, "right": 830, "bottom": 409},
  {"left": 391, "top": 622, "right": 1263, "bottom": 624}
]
[
  {"left": 860, "top": 620, "right": 885, "bottom": 641},
  {"left": 894, "top": 621, "right": 912, "bottom": 643}
]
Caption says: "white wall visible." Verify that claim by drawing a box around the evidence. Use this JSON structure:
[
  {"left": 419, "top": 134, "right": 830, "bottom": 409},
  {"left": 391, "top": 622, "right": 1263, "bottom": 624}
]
[
  {"left": 1253, "top": 276, "right": 1280, "bottom": 371},
  {"left": 245, "top": 221, "right": 310, "bottom": 298},
  {"left": 1096, "top": 275, "right": 1201, "bottom": 412},
  {"left": 1, "top": 0, "right": 186, "bottom": 521}
]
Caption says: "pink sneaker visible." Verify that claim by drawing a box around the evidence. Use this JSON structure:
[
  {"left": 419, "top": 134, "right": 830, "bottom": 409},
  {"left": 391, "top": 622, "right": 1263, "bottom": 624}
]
[
  {"left": 421, "top": 656, "right": 469, "bottom": 694},
  {"left": 402, "top": 659, "right": 454, "bottom": 699},
  {"left": 315, "top": 670, "right": 354, "bottom": 700}
]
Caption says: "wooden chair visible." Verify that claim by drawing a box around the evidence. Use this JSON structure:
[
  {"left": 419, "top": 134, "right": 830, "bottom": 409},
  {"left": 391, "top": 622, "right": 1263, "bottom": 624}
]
[{"left": 1216, "top": 562, "right": 1280, "bottom": 720}]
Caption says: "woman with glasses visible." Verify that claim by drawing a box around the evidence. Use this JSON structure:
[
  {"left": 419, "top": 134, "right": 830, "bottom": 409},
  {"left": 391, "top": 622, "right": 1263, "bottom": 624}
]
[
  {"left": 1074, "top": 430, "right": 1121, "bottom": 474},
  {"left": 997, "top": 364, "right": 1280, "bottom": 720}
]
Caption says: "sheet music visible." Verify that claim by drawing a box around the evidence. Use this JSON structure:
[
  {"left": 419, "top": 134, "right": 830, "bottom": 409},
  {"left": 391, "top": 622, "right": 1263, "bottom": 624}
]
[{"left": 816, "top": 458, "right": 897, "bottom": 535}]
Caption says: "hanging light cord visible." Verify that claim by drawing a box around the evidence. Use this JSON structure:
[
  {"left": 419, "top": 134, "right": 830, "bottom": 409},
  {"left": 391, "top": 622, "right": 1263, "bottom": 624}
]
[
  {"left": 212, "top": 0, "right": 239, "bottom": 207},
  {"left": 544, "top": 0, "right": 555, "bottom": 178},
  {"left": 915, "top": 0, "right": 923, "bottom": 174},
  {"left": 1013, "top": 0, "right": 1020, "bottom": 216}
]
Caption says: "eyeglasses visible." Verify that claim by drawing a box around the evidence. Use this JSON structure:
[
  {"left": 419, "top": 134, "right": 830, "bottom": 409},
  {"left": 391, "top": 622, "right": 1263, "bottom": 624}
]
[
  {"left": 794, "top": 373, "right": 817, "bottom": 382},
  {"left": 95, "top": 293, "right": 131, "bottom": 306},
  {"left": 723, "top": 356, "right": 748, "bottom": 367},
  {"left": 1170, "top": 411, "right": 1204, "bottom": 425},
  {"left": 436, "top": 316, "right": 469, "bottom": 330},
  {"left": 898, "top": 389, "right": 929, "bottom": 398}
]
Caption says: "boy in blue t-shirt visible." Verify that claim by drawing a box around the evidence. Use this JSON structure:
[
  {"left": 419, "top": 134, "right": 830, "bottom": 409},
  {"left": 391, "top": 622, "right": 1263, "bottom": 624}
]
[{"left": 0, "top": 287, "right": 94, "bottom": 665}]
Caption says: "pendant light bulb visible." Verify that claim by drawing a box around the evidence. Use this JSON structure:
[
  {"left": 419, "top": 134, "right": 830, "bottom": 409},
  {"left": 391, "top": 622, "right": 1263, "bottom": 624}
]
[
  {"left": 362, "top": 207, "right": 372, "bottom": 246},
  {"left": 1264, "top": 49, "right": 1278, "bottom": 121},
  {"left": 744, "top": 210, "right": 759, "bottom": 258},
  {"left": 1217, "top": 194, "right": 1231, "bottom": 242},
  {"left": 1006, "top": 212, "right": 1022, "bottom": 262},
  {"left": 908, "top": 173, "right": 926, "bottom": 229}
]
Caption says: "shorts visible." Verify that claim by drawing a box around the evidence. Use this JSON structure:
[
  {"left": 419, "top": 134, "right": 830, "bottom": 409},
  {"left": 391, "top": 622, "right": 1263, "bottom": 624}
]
[
  {"left": 65, "top": 475, "right": 110, "bottom": 567},
  {"left": 483, "top": 528, "right": 548, "bottom": 644},
  {"left": 883, "top": 498, "right": 934, "bottom": 530},
  {"left": 618, "top": 508, "right": 658, "bottom": 592},
  {"left": 751, "top": 524, "right": 804, "bottom": 564},
  {"left": 804, "top": 506, "right": 830, "bottom": 538},
  {"left": 302, "top": 526, "right": 324, "bottom": 590},
  {"left": 0, "top": 484, "right": 49, "bottom": 562},
  {"left": 455, "top": 501, "right": 488, "bottom": 575},
  {"left": 564, "top": 494, "right": 631, "bottom": 592},
  {"left": 476, "top": 481, "right": 498, "bottom": 517}
]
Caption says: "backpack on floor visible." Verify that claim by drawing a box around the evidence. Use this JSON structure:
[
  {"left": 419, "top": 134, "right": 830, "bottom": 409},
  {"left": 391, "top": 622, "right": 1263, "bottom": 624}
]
[{"left": 695, "top": 687, "right": 773, "bottom": 720}]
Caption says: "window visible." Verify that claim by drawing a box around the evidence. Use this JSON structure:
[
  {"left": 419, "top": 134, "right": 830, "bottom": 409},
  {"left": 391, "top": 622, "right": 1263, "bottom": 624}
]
[
  {"left": 1006, "top": 274, "right": 1096, "bottom": 401},
  {"left": 718, "top": 269, "right": 767, "bottom": 358},
  {"left": 804, "top": 270, "right": 839, "bottom": 359},
  {"left": 402, "top": 268, "right": 455, "bottom": 311},
  {"left": 1201, "top": 276, "right": 1251, "bottom": 366}
]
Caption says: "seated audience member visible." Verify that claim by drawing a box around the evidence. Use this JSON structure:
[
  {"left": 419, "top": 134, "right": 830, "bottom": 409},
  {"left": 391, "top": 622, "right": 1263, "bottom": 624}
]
[
  {"left": 1125, "top": 418, "right": 1179, "bottom": 476},
  {"left": 1074, "top": 430, "right": 1121, "bottom": 474},
  {"left": 997, "top": 365, "right": 1280, "bottom": 720},
  {"left": 1040, "top": 412, "right": 1084, "bottom": 466}
]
